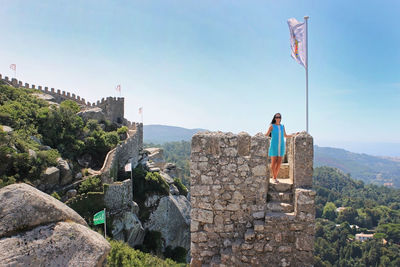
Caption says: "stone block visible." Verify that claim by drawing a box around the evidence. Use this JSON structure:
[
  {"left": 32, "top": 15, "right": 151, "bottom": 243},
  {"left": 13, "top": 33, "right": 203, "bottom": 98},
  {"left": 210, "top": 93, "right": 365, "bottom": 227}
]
[
  {"left": 252, "top": 165, "right": 267, "bottom": 176},
  {"left": 244, "top": 229, "right": 255, "bottom": 242},
  {"left": 191, "top": 208, "right": 213, "bottom": 224},
  {"left": 293, "top": 133, "right": 313, "bottom": 188}
]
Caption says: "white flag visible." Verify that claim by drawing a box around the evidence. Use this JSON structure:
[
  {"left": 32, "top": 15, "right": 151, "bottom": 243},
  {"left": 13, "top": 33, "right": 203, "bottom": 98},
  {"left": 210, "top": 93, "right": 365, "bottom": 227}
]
[
  {"left": 288, "top": 18, "right": 307, "bottom": 68},
  {"left": 124, "top": 162, "right": 131, "bottom": 172}
]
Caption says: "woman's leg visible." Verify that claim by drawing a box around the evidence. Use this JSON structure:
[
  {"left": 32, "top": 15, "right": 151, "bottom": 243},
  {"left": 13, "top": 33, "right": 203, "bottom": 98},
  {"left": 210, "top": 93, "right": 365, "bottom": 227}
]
[
  {"left": 274, "top": 156, "right": 283, "bottom": 179},
  {"left": 270, "top": 156, "right": 277, "bottom": 179}
]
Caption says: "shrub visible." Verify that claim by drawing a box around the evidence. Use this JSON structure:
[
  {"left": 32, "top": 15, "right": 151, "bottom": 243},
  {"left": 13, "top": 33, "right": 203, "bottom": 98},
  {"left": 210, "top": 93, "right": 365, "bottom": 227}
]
[
  {"left": 104, "top": 131, "right": 119, "bottom": 147},
  {"left": 37, "top": 149, "right": 60, "bottom": 167},
  {"left": 164, "top": 246, "right": 187, "bottom": 263},
  {"left": 142, "top": 230, "right": 163, "bottom": 254},
  {"left": 78, "top": 176, "right": 102, "bottom": 194},
  {"left": 173, "top": 178, "right": 188, "bottom": 197},
  {"left": 66, "top": 192, "right": 105, "bottom": 225},
  {"left": 107, "top": 240, "right": 183, "bottom": 267},
  {"left": 117, "top": 126, "right": 128, "bottom": 135},
  {"left": 87, "top": 119, "right": 101, "bottom": 131},
  {"left": 51, "top": 191, "right": 61, "bottom": 200},
  {"left": 0, "top": 175, "right": 16, "bottom": 189},
  {"left": 144, "top": 172, "right": 169, "bottom": 196}
]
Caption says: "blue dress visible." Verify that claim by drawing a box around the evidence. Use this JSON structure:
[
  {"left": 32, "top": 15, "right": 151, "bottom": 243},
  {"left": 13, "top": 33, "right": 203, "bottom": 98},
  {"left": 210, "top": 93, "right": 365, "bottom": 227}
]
[{"left": 268, "top": 124, "right": 285, "bottom": 157}]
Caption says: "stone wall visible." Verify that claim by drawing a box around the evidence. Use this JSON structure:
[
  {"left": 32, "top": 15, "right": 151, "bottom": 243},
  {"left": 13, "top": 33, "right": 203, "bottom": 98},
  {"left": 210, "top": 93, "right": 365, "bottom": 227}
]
[
  {"left": 190, "top": 131, "right": 315, "bottom": 267},
  {"left": 104, "top": 179, "right": 133, "bottom": 211},
  {"left": 100, "top": 123, "right": 143, "bottom": 183}
]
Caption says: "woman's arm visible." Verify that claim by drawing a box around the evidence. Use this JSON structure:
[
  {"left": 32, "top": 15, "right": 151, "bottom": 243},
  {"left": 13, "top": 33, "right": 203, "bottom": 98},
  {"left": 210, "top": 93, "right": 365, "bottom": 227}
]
[
  {"left": 265, "top": 124, "right": 273, "bottom": 137},
  {"left": 284, "top": 126, "right": 299, "bottom": 138}
]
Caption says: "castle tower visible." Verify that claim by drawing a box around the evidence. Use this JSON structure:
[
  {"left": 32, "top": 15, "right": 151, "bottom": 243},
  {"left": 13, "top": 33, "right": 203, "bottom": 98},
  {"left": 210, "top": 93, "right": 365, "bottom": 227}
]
[{"left": 190, "top": 131, "right": 315, "bottom": 266}]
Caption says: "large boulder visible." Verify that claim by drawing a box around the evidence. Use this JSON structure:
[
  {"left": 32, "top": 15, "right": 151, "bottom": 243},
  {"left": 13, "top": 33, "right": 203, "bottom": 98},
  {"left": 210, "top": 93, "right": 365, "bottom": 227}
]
[
  {"left": 144, "top": 194, "right": 191, "bottom": 250},
  {"left": 112, "top": 211, "right": 145, "bottom": 247},
  {"left": 58, "top": 158, "right": 73, "bottom": 185},
  {"left": 0, "top": 222, "right": 110, "bottom": 266},
  {"left": 77, "top": 107, "right": 106, "bottom": 122},
  {"left": 1, "top": 125, "right": 13, "bottom": 133},
  {"left": 144, "top": 147, "right": 165, "bottom": 168},
  {"left": 0, "top": 183, "right": 110, "bottom": 266},
  {"left": 40, "top": 166, "right": 60, "bottom": 188}
]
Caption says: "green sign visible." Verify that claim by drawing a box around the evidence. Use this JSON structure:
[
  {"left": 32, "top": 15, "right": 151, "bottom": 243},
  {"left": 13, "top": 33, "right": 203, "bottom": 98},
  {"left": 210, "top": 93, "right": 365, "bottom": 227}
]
[{"left": 93, "top": 210, "right": 105, "bottom": 225}]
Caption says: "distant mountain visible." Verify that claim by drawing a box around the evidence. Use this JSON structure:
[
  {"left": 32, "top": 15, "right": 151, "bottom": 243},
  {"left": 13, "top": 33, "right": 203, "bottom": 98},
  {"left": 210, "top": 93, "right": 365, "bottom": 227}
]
[
  {"left": 144, "top": 125, "right": 400, "bottom": 188},
  {"left": 143, "top": 124, "right": 207, "bottom": 144},
  {"left": 314, "top": 145, "right": 400, "bottom": 188}
]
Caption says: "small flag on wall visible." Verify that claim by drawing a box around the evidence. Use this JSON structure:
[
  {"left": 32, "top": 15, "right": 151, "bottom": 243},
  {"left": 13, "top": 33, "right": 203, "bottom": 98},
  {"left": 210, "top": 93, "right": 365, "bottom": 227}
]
[
  {"left": 116, "top": 84, "right": 121, "bottom": 93},
  {"left": 288, "top": 18, "right": 307, "bottom": 68},
  {"left": 9, "top": 64, "right": 16, "bottom": 71},
  {"left": 138, "top": 107, "right": 143, "bottom": 115}
]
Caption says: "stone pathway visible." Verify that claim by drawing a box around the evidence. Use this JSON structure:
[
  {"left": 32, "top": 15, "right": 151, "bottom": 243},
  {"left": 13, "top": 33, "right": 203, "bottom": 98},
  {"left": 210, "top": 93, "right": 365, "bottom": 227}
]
[{"left": 267, "top": 163, "right": 294, "bottom": 214}]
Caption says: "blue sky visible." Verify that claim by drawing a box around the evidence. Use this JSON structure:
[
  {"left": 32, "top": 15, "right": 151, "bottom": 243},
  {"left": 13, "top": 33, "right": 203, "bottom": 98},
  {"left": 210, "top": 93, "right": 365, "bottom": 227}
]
[{"left": 1, "top": 1, "right": 399, "bottom": 156}]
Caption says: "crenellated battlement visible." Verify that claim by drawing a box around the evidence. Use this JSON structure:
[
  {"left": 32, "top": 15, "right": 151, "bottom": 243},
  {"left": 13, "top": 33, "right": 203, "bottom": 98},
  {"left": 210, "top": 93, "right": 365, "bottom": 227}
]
[
  {"left": 0, "top": 74, "right": 125, "bottom": 124},
  {"left": 190, "top": 131, "right": 315, "bottom": 267}
]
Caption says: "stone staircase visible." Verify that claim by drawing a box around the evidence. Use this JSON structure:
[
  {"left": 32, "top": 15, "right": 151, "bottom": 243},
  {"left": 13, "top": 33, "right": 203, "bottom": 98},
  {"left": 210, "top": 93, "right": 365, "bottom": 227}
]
[{"left": 267, "top": 163, "right": 294, "bottom": 214}]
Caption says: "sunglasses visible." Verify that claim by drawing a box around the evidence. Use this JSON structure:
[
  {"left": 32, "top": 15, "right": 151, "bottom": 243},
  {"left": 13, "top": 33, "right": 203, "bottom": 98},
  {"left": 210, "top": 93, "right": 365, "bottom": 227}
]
[{"left": 275, "top": 116, "right": 281, "bottom": 119}]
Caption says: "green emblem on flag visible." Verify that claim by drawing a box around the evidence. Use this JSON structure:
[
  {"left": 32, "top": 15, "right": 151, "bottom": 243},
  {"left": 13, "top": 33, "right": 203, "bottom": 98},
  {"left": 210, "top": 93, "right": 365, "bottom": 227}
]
[{"left": 93, "top": 210, "right": 105, "bottom": 225}]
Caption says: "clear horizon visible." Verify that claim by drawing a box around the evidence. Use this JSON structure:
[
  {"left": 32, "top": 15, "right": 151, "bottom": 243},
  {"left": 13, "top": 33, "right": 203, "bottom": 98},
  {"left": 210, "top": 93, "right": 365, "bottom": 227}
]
[{"left": 1, "top": 1, "right": 399, "bottom": 156}]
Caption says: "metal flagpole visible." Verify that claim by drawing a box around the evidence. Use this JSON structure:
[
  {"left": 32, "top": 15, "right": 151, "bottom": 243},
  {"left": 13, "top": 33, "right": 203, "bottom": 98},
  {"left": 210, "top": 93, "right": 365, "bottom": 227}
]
[
  {"left": 104, "top": 208, "right": 106, "bottom": 238},
  {"left": 304, "top": 16, "right": 309, "bottom": 133}
]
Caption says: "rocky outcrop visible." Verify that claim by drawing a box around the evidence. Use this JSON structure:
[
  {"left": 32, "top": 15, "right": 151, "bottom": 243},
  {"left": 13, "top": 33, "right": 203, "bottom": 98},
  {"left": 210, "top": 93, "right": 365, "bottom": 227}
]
[
  {"left": 144, "top": 147, "right": 165, "bottom": 169},
  {"left": 58, "top": 158, "right": 73, "bottom": 185},
  {"left": 163, "top": 163, "right": 178, "bottom": 178},
  {"left": 1, "top": 125, "right": 13, "bottom": 133},
  {"left": 40, "top": 166, "right": 60, "bottom": 189},
  {"left": 0, "top": 183, "right": 111, "bottom": 266},
  {"left": 112, "top": 211, "right": 145, "bottom": 247},
  {"left": 144, "top": 194, "right": 191, "bottom": 250},
  {"left": 105, "top": 179, "right": 145, "bottom": 248},
  {"left": 77, "top": 107, "right": 106, "bottom": 122}
]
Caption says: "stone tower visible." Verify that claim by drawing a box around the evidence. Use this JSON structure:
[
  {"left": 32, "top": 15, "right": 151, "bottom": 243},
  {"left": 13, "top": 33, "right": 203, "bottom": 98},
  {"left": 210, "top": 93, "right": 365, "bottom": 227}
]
[{"left": 190, "top": 131, "right": 315, "bottom": 267}]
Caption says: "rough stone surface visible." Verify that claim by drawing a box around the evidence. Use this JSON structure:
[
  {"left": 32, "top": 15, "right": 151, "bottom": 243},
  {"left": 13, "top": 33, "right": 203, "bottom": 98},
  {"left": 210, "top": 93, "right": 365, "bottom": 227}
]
[
  {"left": 40, "top": 166, "right": 60, "bottom": 188},
  {"left": 58, "top": 158, "right": 73, "bottom": 185},
  {"left": 77, "top": 107, "right": 106, "bottom": 122},
  {"left": 0, "top": 183, "right": 110, "bottom": 266},
  {"left": 66, "top": 189, "right": 78, "bottom": 199},
  {"left": 0, "top": 183, "right": 87, "bottom": 237},
  {"left": 145, "top": 147, "right": 165, "bottom": 168},
  {"left": 190, "top": 131, "right": 315, "bottom": 266},
  {"left": 0, "top": 222, "right": 110, "bottom": 267},
  {"left": 112, "top": 211, "right": 145, "bottom": 247},
  {"left": 1, "top": 125, "right": 13, "bottom": 133},
  {"left": 104, "top": 179, "right": 133, "bottom": 211},
  {"left": 145, "top": 195, "right": 191, "bottom": 250}
]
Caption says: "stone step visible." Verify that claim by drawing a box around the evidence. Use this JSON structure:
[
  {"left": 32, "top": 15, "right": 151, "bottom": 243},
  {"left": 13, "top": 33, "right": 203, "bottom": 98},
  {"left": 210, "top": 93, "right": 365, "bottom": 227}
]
[
  {"left": 268, "top": 179, "right": 293, "bottom": 192},
  {"left": 268, "top": 191, "right": 292, "bottom": 202},
  {"left": 267, "top": 201, "right": 294, "bottom": 213}
]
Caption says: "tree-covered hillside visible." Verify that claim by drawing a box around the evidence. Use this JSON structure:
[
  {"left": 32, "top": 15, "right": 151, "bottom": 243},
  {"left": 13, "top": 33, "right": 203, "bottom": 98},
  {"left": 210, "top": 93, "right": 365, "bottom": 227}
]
[
  {"left": 0, "top": 82, "right": 126, "bottom": 188},
  {"left": 313, "top": 166, "right": 400, "bottom": 266},
  {"left": 314, "top": 145, "right": 400, "bottom": 188}
]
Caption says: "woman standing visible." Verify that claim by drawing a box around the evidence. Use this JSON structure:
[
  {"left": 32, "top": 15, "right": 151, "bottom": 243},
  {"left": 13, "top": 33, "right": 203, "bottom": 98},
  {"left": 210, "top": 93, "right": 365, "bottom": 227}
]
[{"left": 265, "top": 113, "right": 299, "bottom": 183}]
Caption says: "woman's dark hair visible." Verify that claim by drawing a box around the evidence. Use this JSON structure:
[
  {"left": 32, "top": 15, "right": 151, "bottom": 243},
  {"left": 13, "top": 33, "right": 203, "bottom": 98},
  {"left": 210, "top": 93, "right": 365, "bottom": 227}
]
[{"left": 269, "top": 113, "right": 281, "bottom": 137}]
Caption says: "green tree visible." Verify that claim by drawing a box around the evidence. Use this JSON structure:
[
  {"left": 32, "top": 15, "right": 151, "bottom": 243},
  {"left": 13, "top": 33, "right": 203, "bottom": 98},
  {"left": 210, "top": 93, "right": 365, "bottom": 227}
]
[{"left": 322, "top": 202, "right": 337, "bottom": 221}]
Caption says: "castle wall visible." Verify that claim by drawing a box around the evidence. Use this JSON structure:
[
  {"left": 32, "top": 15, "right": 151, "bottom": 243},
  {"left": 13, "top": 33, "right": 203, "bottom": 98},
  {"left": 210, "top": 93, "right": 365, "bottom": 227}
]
[
  {"left": 0, "top": 74, "right": 124, "bottom": 124},
  {"left": 190, "top": 131, "right": 315, "bottom": 267},
  {"left": 100, "top": 123, "right": 143, "bottom": 184}
]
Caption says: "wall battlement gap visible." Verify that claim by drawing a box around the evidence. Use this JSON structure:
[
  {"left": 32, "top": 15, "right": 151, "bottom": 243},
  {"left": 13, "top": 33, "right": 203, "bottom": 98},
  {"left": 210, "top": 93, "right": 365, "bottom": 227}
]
[{"left": 190, "top": 131, "right": 315, "bottom": 266}]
